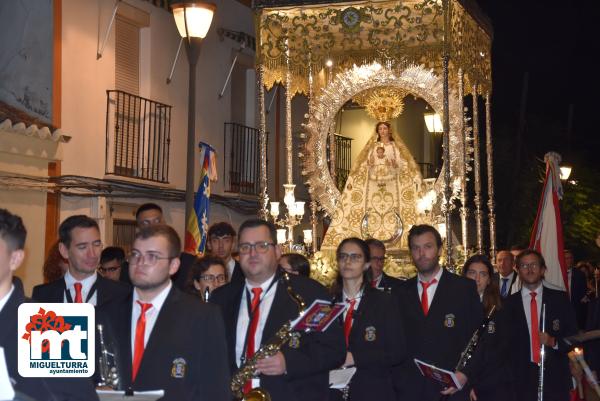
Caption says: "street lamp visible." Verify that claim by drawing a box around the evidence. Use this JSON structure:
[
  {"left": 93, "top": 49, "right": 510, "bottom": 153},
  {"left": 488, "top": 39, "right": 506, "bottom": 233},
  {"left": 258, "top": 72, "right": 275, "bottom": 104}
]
[
  {"left": 171, "top": 2, "right": 216, "bottom": 230},
  {"left": 559, "top": 165, "right": 572, "bottom": 181}
]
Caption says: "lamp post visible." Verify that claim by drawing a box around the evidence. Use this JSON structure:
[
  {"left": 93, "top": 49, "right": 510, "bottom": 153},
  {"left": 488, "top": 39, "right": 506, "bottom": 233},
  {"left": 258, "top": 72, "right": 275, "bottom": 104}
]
[{"left": 171, "top": 2, "right": 216, "bottom": 229}]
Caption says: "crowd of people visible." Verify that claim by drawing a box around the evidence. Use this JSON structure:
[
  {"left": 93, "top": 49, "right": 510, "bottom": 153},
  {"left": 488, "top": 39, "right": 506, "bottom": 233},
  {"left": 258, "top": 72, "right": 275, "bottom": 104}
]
[{"left": 0, "top": 204, "right": 599, "bottom": 401}]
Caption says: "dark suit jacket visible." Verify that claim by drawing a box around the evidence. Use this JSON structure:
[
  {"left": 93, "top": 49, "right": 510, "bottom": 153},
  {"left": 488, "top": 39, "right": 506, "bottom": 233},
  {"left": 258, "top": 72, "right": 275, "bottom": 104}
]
[
  {"left": 210, "top": 271, "right": 346, "bottom": 401},
  {"left": 0, "top": 285, "right": 99, "bottom": 401},
  {"left": 504, "top": 286, "right": 578, "bottom": 401},
  {"left": 32, "top": 275, "right": 130, "bottom": 307},
  {"left": 396, "top": 269, "right": 483, "bottom": 401},
  {"left": 570, "top": 267, "right": 588, "bottom": 329},
  {"left": 96, "top": 285, "right": 231, "bottom": 401},
  {"left": 375, "top": 272, "right": 405, "bottom": 295},
  {"left": 468, "top": 306, "right": 516, "bottom": 401},
  {"left": 585, "top": 298, "right": 600, "bottom": 372},
  {"left": 340, "top": 287, "right": 406, "bottom": 401}
]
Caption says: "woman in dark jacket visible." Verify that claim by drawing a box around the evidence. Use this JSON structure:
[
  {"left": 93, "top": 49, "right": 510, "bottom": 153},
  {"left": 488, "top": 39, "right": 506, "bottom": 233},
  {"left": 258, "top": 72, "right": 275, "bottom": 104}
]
[
  {"left": 462, "top": 254, "right": 516, "bottom": 401},
  {"left": 330, "top": 237, "right": 405, "bottom": 401}
]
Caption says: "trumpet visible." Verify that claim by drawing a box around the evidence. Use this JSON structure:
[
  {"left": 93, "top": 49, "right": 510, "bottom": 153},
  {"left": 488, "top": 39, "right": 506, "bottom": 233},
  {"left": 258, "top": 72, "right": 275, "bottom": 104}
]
[{"left": 230, "top": 272, "right": 306, "bottom": 401}]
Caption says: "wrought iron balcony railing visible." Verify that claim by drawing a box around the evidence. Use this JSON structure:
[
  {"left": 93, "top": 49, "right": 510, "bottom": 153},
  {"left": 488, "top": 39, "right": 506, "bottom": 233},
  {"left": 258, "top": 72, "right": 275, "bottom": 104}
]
[
  {"left": 224, "top": 122, "right": 265, "bottom": 196},
  {"left": 105, "top": 90, "right": 172, "bottom": 183}
]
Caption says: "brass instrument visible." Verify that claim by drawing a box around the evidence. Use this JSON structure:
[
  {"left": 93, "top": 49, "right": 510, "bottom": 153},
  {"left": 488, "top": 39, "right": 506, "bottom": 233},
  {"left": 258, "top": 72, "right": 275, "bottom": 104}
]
[
  {"left": 538, "top": 304, "right": 546, "bottom": 401},
  {"left": 455, "top": 306, "right": 496, "bottom": 372},
  {"left": 231, "top": 272, "right": 306, "bottom": 401},
  {"left": 97, "top": 324, "right": 120, "bottom": 389}
]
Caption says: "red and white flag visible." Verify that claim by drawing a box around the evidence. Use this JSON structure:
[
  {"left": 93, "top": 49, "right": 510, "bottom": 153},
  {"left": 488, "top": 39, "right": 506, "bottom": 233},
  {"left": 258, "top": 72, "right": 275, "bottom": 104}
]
[{"left": 529, "top": 152, "right": 568, "bottom": 292}]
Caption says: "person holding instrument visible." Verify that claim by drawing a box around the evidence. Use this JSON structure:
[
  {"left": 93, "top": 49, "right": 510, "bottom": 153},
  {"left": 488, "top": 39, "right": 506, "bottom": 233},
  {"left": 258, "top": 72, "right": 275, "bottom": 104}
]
[
  {"left": 210, "top": 219, "right": 345, "bottom": 401},
  {"left": 329, "top": 237, "right": 405, "bottom": 401},
  {"left": 504, "top": 249, "right": 577, "bottom": 401},
  {"left": 462, "top": 255, "right": 515, "bottom": 401}
]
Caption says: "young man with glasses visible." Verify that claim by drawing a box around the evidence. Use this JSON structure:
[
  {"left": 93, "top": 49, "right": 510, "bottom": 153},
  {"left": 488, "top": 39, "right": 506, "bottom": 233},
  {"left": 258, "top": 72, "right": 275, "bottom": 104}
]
[
  {"left": 99, "top": 246, "right": 125, "bottom": 281},
  {"left": 32, "top": 215, "right": 129, "bottom": 306},
  {"left": 210, "top": 219, "right": 345, "bottom": 401},
  {"left": 503, "top": 249, "right": 577, "bottom": 401},
  {"left": 365, "top": 238, "right": 404, "bottom": 293},
  {"left": 395, "top": 224, "right": 483, "bottom": 401},
  {"left": 96, "top": 224, "right": 231, "bottom": 401}
]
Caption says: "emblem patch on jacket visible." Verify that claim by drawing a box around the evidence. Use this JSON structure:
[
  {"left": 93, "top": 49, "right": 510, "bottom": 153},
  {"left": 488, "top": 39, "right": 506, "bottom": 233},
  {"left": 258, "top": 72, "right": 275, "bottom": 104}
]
[
  {"left": 171, "top": 357, "right": 187, "bottom": 378},
  {"left": 487, "top": 320, "right": 496, "bottom": 334},
  {"left": 364, "top": 326, "right": 377, "bottom": 342},
  {"left": 552, "top": 319, "right": 560, "bottom": 331},
  {"left": 288, "top": 332, "right": 301, "bottom": 349},
  {"left": 444, "top": 314, "right": 456, "bottom": 328}
]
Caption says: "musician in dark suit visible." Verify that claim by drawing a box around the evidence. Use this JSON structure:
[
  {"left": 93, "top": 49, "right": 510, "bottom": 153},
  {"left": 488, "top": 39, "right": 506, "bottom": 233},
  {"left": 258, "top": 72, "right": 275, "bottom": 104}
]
[
  {"left": 565, "top": 249, "right": 589, "bottom": 329},
  {"left": 585, "top": 297, "right": 600, "bottom": 378},
  {"left": 0, "top": 208, "right": 99, "bottom": 401},
  {"left": 504, "top": 249, "right": 578, "bottom": 401},
  {"left": 494, "top": 250, "right": 520, "bottom": 297},
  {"left": 395, "top": 224, "right": 483, "bottom": 401},
  {"left": 462, "top": 254, "right": 515, "bottom": 401},
  {"left": 330, "top": 238, "right": 405, "bottom": 401},
  {"left": 365, "top": 239, "right": 405, "bottom": 294},
  {"left": 96, "top": 224, "right": 230, "bottom": 401},
  {"left": 210, "top": 219, "right": 345, "bottom": 401},
  {"left": 32, "top": 215, "right": 129, "bottom": 306}
]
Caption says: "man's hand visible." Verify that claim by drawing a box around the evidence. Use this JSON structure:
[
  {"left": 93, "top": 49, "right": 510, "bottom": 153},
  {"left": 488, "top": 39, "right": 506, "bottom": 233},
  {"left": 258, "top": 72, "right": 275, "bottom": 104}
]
[
  {"left": 255, "top": 352, "right": 287, "bottom": 376},
  {"left": 343, "top": 352, "right": 354, "bottom": 367},
  {"left": 440, "top": 371, "right": 468, "bottom": 395},
  {"left": 539, "top": 332, "right": 556, "bottom": 347},
  {"left": 469, "top": 388, "right": 478, "bottom": 401}
]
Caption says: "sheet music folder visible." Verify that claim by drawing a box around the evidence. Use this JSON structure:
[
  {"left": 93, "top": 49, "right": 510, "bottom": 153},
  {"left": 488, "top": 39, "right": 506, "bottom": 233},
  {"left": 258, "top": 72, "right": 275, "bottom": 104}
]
[
  {"left": 414, "top": 358, "right": 463, "bottom": 390},
  {"left": 96, "top": 389, "right": 164, "bottom": 401}
]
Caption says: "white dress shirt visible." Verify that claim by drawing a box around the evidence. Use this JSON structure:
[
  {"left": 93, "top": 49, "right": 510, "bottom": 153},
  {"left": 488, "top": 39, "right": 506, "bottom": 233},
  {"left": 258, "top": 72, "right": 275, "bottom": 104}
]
[
  {"left": 342, "top": 288, "right": 364, "bottom": 321},
  {"left": 235, "top": 274, "right": 278, "bottom": 375},
  {"left": 130, "top": 280, "right": 172, "bottom": 360},
  {"left": 521, "top": 283, "right": 544, "bottom": 363},
  {"left": 0, "top": 284, "right": 15, "bottom": 314},
  {"left": 417, "top": 267, "right": 444, "bottom": 310},
  {"left": 63, "top": 270, "right": 98, "bottom": 306},
  {"left": 498, "top": 271, "right": 520, "bottom": 296}
]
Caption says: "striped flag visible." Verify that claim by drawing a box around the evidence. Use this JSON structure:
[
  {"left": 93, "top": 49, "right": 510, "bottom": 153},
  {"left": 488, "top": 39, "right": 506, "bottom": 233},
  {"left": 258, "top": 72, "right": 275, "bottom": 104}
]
[
  {"left": 529, "top": 152, "right": 568, "bottom": 292},
  {"left": 184, "top": 142, "right": 218, "bottom": 255}
]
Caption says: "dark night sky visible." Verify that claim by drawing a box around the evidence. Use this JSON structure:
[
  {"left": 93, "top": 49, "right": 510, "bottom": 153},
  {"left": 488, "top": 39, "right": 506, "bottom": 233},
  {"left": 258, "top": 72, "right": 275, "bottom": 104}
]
[{"left": 478, "top": 0, "right": 597, "bottom": 166}]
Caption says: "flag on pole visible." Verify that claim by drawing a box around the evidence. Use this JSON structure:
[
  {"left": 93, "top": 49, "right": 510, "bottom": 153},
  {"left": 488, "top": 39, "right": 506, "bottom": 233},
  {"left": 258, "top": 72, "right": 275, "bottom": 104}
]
[
  {"left": 184, "top": 142, "right": 218, "bottom": 255},
  {"left": 529, "top": 152, "right": 568, "bottom": 292}
]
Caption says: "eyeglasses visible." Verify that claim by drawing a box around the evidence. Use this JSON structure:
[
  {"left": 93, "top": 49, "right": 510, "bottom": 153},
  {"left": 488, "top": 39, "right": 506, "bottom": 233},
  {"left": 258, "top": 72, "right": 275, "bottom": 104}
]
[
  {"left": 338, "top": 253, "right": 364, "bottom": 263},
  {"left": 200, "top": 274, "right": 226, "bottom": 283},
  {"left": 519, "top": 262, "right": 541, "bottom": 270},
  {"left": 238, "top": 242, "right": 275, "bottom": 254},
  {"left": 98, "top": 266, "right": 121, "bottom": 273},
  {"left": 128, "top": 251, "right": 172, "bottom": 266}
]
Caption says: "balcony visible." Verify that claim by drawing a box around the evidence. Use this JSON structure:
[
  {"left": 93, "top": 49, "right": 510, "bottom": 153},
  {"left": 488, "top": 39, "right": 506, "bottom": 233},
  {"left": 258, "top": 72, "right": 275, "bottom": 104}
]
[
  {"left": 327, "top": 134, "right": 352, "bottom": 192},
  {"left": 224, "top": 122, "right": 266, "bottom": 196},
  {"left": 105, "top": 90, "right": 172, "bottom": 183}
]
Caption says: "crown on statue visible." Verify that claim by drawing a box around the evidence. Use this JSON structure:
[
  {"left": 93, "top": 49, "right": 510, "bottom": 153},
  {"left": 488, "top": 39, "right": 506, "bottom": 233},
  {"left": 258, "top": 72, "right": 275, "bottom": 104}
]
[{"left": 355, "top": 87, "right": 408, "bottom": 121}]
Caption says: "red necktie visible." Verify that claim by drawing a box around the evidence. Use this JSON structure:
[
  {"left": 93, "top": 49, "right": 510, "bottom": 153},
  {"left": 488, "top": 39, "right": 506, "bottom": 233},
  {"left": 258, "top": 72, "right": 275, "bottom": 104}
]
[
  {"left": 73, "top": 282, "right": 83, "bottom": 303},
  {"left": 420, "top": 279, "right": 438, "bottom": 316},
  {"left": 530, "top": 291, "right": 541, "bottom": 363},
  {"left": 343, "top": 298, "right": 356, "bottom": 346},
  {"left": 132, "top": 302, "right": 153, "bottom": 381},
  {"left": 244, "top": 287, "right": 263, "bottom": 394},
  {"left": 371, "top": 279, "right": 377, "bottom": 288}
]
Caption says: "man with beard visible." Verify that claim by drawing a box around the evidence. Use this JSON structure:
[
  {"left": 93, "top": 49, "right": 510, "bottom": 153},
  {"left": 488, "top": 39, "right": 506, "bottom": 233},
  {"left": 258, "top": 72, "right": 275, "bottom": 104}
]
[
  {"left": 395, "top": 224, "right": 483, "bottom": 401},
  {"left": 504, "top": 250, "right": 577, "bottom": 401},
  {"left": 96, "top": 224, "right": 230, "bottom": 401},
  {"left": 32, "top": 215, "right": 129, "bottom": 306}
]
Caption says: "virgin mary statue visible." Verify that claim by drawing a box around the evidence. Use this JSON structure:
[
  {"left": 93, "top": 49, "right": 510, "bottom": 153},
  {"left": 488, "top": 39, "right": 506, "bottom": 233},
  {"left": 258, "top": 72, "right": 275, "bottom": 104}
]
[{"left": 321, "top": 121, "right": 423, "bottom": 252}]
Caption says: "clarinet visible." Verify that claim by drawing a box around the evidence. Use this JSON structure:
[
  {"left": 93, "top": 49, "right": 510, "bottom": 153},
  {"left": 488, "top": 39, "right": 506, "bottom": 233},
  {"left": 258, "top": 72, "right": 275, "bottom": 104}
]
[
  {"left": 455, "top": 305, "right": 496, "bottom": 372},
  {"left": 537, "top": 303, "right": 546, "bottom": 401}
]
